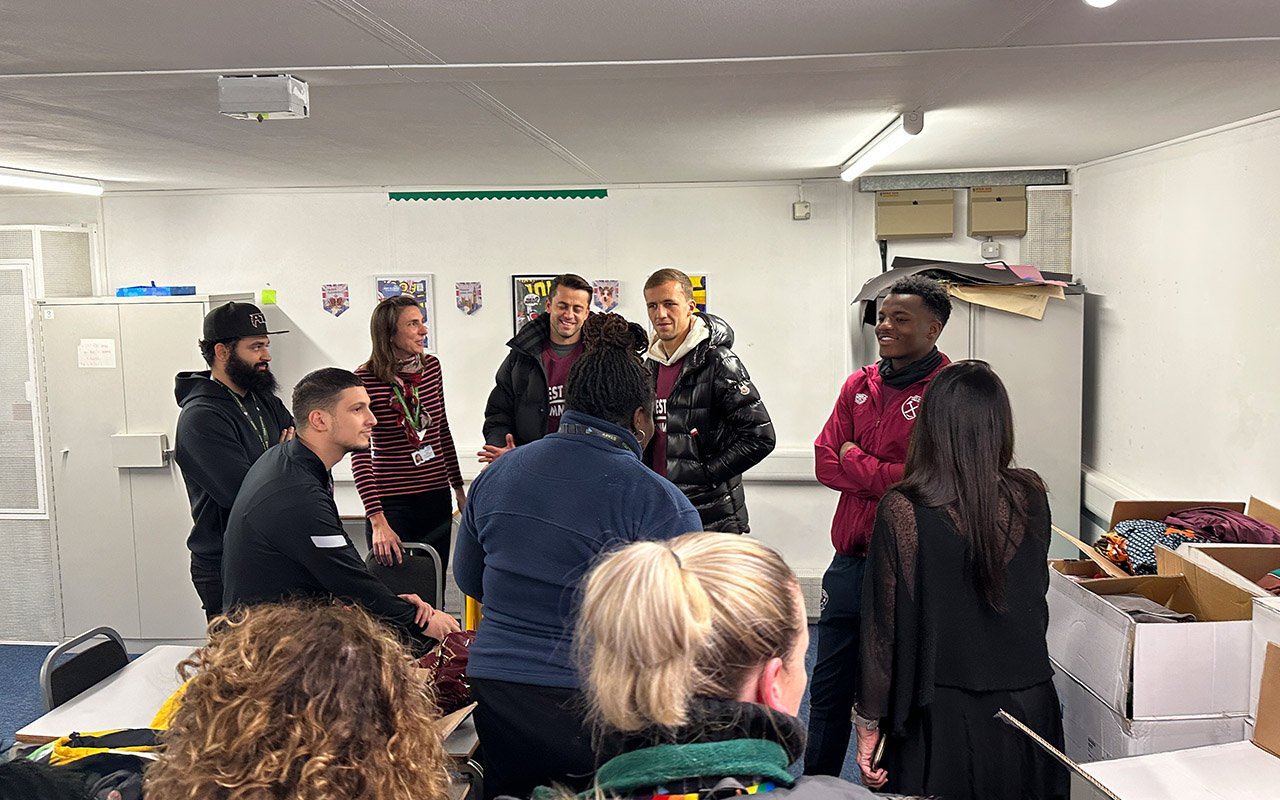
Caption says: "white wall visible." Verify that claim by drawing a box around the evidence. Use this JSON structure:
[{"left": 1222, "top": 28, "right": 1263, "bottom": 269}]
[
  {"left": 99, "top": 182, "right": 860, "bottom": 574},
  {"left": 1074, "top": 119, "right": 1280, "bottom": 505}
]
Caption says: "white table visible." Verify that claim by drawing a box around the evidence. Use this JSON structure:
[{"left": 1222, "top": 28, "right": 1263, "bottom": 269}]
[{"left": 15, "top": 645, "right": 191, "bottom": 744}]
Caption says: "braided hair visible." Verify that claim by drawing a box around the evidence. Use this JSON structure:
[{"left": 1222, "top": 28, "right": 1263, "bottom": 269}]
[{"left": 565, "top": 313, "right": 654, "bottom": 428}]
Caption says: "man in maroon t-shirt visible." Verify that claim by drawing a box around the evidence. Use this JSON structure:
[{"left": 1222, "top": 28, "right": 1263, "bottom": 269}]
[{"left": 481, "top": 274, "right": 592, "bottom": 462}]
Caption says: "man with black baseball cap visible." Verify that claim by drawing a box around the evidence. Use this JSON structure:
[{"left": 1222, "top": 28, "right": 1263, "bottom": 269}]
[{"left": 174, "top": 301, "right": 294, "bottom": 619}]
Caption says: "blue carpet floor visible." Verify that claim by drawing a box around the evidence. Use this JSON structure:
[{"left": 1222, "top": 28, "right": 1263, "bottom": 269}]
[{"left": 1, "top": 628, "right": 860, "bottom": 780}]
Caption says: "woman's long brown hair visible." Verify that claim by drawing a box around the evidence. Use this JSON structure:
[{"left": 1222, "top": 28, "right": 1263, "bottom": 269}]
[
  {"left": 363, "top": 295, "right": 426, "bottom": 385},
  {"left": 145, "top": 601, "right": 450, "bottom": 800},
  {"left": 895, "top": 360, "right": 1045, "bottom": 610}
]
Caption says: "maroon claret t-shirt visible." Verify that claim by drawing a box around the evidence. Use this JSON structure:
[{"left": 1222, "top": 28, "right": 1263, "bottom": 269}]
[
  {"left": 651, "top": 360, "right": 683, "bottom": 477},
  {"left": 542, "top": 340, "right": 583, "bottom": 434}
]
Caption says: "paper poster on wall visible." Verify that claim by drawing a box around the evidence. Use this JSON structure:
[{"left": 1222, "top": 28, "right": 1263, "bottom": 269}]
[
  {"left": 375, "top": 275, "right": 435, "bottom": 351},
  {"left": 512, "top": 274, "right": 558, "bottom": 334},
  {"left": 592, "top": 279, "right": 619, "bottom": 313},
  {"left": 690, "top": 274, "right": 708, "bottom": 313},
  {"left": 322, "top": 283, "right": 350, "bottom": 316},
  {"left": 455, "top": 282, "right": 482, "bottom": 315},
  {"left": 77, "top": 338, "right": 117, "bottom": 369}
]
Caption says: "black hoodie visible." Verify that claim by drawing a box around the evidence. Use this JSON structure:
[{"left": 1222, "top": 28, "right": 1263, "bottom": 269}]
[{"left": 173, "top": 370, "right": 293, "bottom": 571}]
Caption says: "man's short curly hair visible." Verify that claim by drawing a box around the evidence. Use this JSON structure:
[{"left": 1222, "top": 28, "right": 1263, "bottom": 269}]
[
  {"left": 888, "top": 275, "right": 951, "bottom": 327},
  {"left": 145, "top": 601, "right": 450, "bottom": 800}
]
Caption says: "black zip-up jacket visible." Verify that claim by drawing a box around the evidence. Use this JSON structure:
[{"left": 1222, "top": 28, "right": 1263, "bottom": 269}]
[
  {"left": 483, "top": 313, "right": 555, "bottom": 447},
  {"left": 174, "top": 371, "right": 292, "bottom": 571},
  {"left": 221, "top": 438, "right": 429, "bottom": 651},
  {"left": 644, "top": 313, "right": 776, "bottom": 533}
]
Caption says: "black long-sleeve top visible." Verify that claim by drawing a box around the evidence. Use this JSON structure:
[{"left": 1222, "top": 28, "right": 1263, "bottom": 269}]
[
  {"left": 222, "top": 437, "right": 425, "bottom": 646},
  {"left": 859, "top": 484, "right": 1055, "bottom": 735}
]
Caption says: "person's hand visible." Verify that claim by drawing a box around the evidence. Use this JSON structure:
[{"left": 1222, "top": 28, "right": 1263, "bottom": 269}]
[
  {"left": 453, "top": 485, "right": 467, "bottom": 512},
  {"left": 279, "top": 426, "right": 295, "bottom": 443},
  {"left": 398, "top": 593, "right": 435, "bottom": 627},
  {"left": 427, "top": 606, "right": 462, "bottom": 640},
  {"left": 477, "top": 434, "right": 516, "bottom": 464},
  {"left": 370, "top": 514, "right": 403, "bottom": 566},
  {"left": 839, "top": 441, "right": 857, "bottom": 460},
  {"left": 855, "top": 724, "right": 888, "bottom": 789}
]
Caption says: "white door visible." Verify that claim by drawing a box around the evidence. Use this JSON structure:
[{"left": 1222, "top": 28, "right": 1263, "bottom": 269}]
[
  {"left": 119, "top": 301, "right": 210, "bottom": 639},
  {"left": 39, "top": 303, "right": 141, "bottom": 637}
]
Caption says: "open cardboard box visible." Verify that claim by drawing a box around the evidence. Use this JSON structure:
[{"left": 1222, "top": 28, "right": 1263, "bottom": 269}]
[
  {"left": 1174, "top": 497, "right": 1280, "bottom": 598},
  {"left": 1047, "top": 546, "right": 1254, "bottom": 719},
  {"left": 1069, "top": 642, "right": 1280, "bottom": 799}
]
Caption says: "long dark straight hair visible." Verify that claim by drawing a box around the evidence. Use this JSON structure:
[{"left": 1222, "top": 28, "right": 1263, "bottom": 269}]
[
  {"left": 363, "top": 295, "right": 426, "bottom": 386},
  {"left": 895, "top": 360, "right": 1045, "bottom": 610}
]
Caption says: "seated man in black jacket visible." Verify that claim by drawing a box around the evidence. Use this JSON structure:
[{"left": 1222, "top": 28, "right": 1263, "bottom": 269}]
[
  {"left": 642, "top": 268, "right": 776, "bottom": 533},
  {"left": 222, "top": 367, "right": 459, "bottom": 650}
]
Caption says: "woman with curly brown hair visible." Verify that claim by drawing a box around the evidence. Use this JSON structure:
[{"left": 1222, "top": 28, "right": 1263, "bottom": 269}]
[
  {"left": 453, "top": 312, "right": 703, "bottom": 800},
  {"left": 145, "top": 600, "right": 451, "bottom": 800}
]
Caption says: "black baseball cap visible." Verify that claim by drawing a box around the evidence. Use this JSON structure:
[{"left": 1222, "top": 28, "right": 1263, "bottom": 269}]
[{"left": 202, "top": 301, "right": 289, "bottom": 341}]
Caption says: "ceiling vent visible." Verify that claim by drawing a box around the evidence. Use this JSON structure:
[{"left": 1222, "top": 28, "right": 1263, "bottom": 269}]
[{"left": 218, "top": 74, "right": 309, "bottom": 122}]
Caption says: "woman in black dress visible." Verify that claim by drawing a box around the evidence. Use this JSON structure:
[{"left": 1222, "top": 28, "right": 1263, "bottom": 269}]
[{"left": 854, "top": 360, "right": 1067, "bottom": 800}]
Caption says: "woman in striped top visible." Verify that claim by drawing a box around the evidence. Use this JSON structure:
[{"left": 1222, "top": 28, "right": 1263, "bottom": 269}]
[{"left": 354, "top": 295, "right": 465, "bottom": 570}]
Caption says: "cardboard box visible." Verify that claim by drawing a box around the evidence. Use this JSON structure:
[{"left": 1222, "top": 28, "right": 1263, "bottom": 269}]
[
  {"left": 1047, "top": 547, "right": 1253, "bottom": 719},
  {"left": 1174, "top": 498, "right": 1280, "bottom": 597},
  {"left": 1054, "top": 666, "right": 1248, "bottom": 763},
  {"left": 1252, "top": 597, "right": 1280, "bottom": 718},
  {"left": 1073, "top": 642, "right": 1280, "bottom": 800}
]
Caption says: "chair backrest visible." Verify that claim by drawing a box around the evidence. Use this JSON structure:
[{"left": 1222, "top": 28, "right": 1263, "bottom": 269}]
[
  {"left": 365, "top": 542, "right": 444, "bottom": 609},
  {"left": 41, "top": 627, "right": 129, "bottom": 710}
]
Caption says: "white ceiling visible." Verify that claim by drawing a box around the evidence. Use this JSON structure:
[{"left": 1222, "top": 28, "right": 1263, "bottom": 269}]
[{"left": 2, "top": 0, "right": 1279, "bottom": 191}]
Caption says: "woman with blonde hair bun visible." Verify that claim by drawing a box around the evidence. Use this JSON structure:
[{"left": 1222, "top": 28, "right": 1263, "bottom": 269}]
[
  {"left": 145, "top": 601, "right": 451, "bottom": 800},
  {"left": 569, "top": 531, "right": 876, "bottom": 800}
]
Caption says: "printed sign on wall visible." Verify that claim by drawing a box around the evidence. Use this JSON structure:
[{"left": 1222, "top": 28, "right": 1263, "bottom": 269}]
[
  {"left": 375, "top": 275, "right": 435, "bottom": 351},
  {"left": 512, "top": 274, "right": 558, "bottom": 334},
  {"left": 592, "top": 279, "right": 619, "bottom": 313},
  {"left": 455, "top": 281, "right": 482, "bottom": 315},
  {"left": 322, "top": 283, "right": 350, "bottom": 317},
  {"left": 690, "top": 274, "right": 708, "bottom": 313}
]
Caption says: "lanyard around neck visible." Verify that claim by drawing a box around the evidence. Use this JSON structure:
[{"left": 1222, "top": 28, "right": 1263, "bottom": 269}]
[
  {"left": 214, "top": 378, "right": 271, "bottom": 451},
  {"left": 557, "top": 422, "right": 634, "bottom": 452}
]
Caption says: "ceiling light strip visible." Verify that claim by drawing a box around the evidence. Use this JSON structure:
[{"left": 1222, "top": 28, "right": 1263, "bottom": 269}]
[
  {"left": 840, "top": 111, "right": 923, "bottom": 182},
  {"left": 389, "top": 190, "right": 608, "bottom": 201},
  {"left": 0, "top": 166, "right": 103, "bottom": 196}
]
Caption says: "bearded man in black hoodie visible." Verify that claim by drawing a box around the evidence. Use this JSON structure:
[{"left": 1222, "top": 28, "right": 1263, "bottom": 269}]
[{"left": 174, "top": 302, "right": 294, "bottom": 620}]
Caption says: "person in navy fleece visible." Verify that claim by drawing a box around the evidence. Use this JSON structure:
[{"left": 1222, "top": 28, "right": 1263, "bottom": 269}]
[{"left": 453, "top": 312, "right": 702, "bottom": 800}]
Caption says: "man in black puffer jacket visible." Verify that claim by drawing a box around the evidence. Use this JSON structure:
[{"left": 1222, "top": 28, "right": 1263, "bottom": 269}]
[
  {"left": 642, "top": 268, "right": 775, "bottom": 533},
  {"left": 480, "top": 274, "right": 593, "bottom": 463}
]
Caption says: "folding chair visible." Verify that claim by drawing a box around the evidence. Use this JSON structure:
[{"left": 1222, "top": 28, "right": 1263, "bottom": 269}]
[
  {"left": 39, "top": 626, "right": 129, "bottom": 711},
  {"left": 365, "top": 541, "right": 445, "bottom": 610}
]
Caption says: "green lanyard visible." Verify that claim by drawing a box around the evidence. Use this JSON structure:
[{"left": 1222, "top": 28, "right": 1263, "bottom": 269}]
[
  {"left": 215, "top": 378, "right": 271, "bottom": 452},
  {"left": 389, "top": 381, "right": 429, "bottom": 431}
]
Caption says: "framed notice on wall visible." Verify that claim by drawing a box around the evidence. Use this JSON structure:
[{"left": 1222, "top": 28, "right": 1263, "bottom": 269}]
[
  {"left": 374, "top": 275, "right": 435, "bottom": 351},
  {"left": 512, "top": 274, "right": 558, "bottom": 334}
]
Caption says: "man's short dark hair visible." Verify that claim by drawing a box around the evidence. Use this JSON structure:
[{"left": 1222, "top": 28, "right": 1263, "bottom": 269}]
[
  {"left": 549, "top": 273, "right": 592, "bottom": 298},
  {"left": 888, "top": 275, "right": 951, "bottom": 327},
  {"left": 643, "top": 268, "right": 695, "bottom": 302},
  {"left": 198, "top": 337, "right": 240, "bottom": 367},
  {"left": 292, "top": 368, "right": 363, "bottom": 427}
]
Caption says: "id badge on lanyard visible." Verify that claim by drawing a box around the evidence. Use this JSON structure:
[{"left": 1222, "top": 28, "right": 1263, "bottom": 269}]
[{"left": 411, "top": 443, "right": 436, "bottom": 466}]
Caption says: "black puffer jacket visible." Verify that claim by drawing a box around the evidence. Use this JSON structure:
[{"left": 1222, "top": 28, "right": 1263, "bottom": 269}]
[
  {"left": 645, "top": 313, "right": 775, "bottom": 533},
  {"left": 483, "top": 314, "right": 553, "bottom": 447}
]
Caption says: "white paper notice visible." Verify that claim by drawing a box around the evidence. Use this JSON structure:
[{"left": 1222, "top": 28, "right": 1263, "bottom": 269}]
[{"left": 77, "top": 338, "right": 117, "bottom": 368}]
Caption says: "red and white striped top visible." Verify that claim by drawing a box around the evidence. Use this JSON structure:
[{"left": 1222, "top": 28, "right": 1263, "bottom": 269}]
[{"left": 351, "top": 358, "right": 463, "bottom": 518}]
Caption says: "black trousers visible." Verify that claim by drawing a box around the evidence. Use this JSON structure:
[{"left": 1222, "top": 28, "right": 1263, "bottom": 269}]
[
  {"left": 190, "top": 561, "right": 223, "bottom": 622},
  {"left": 364, "top": 488, "right": 454, "bottom": 569},
  {"left": 804, "top": 553, "right": 867, "bottom": 776},
  {"left": 469, "top": 677, "right": 595, "bottom": 800}
]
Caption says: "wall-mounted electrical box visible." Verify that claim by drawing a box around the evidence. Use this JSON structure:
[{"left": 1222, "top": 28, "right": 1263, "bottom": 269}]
[
  {"left": 968, "top": 185, "right": 1027, "bottom": 237},
  {"left": 875, "top": 189, "right": 954, "bottom": 240}
]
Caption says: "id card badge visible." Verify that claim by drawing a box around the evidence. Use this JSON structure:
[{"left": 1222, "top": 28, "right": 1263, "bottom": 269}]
[{"left": 411, "top": 443, "right": 436, "bottom": 466}]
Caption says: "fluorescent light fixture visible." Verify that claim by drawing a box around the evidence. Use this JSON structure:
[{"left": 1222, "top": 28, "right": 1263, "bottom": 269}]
[
  {"left": 1083, "top": 0, "right": 1118, "bottom": 7},
  {"left": 839, "top": 111, "right": 924, "bottom": 182},
  {"left": 0, "top": 166, "right": 104, "bottom": 196}
]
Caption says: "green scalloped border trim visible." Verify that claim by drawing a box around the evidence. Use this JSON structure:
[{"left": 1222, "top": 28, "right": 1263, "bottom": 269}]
[{"left": 389, "top": 189, "right": 608, "bottom": 201}]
